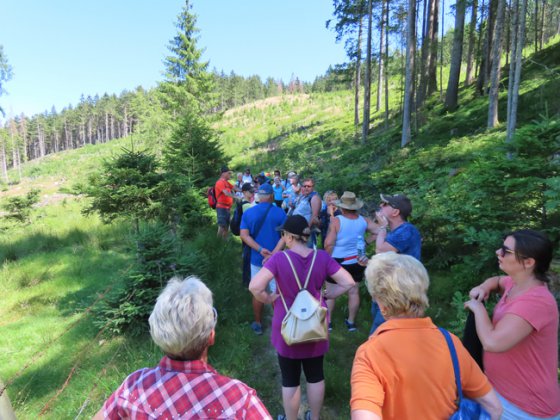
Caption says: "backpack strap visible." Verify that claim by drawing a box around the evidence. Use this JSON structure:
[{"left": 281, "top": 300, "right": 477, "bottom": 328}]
[{"left": 277, "top": 251, "right": 318, "bottom": 312}]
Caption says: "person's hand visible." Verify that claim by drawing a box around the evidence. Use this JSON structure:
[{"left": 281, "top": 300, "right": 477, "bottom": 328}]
[
  {"left": 375, "top": 212, "right": 389, "bottom": 229},
  {"left": 357, "top": 255, "right": 369, "bottom": 267},
  {"left": 469, "top": 286, "right": 488, "bottom": 301},
  {"left": 464, "top": 298, "right": 485, "bottom": 313},
  {"left": 328, "top": 204, "right": 337, "bottom": 217},
  {"left": 268, "top": 293, "right": 279, "bottom": 304}
]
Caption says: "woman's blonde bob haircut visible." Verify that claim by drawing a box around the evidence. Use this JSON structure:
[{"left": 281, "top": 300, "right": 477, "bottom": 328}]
[
  {"left": 365, "top": 252, "right": 429, "bottom": 318},
  {"left": 149, "top": 276, "right": 215, "bottom": 360}
]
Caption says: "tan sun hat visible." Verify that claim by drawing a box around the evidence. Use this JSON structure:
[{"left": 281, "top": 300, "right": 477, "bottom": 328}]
[{"left": 333, "top": 191, "right": 364, "bottom": 210}]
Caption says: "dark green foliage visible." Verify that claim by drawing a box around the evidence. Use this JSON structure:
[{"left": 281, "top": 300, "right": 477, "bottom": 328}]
[
  {"left": 83, "top": 148, "right": 164, "bottom": 227},
  {"left": 371, "top": 118, "right": 560, "bottom": 288},
  {"left": 1, "top": 188, "right": 40, "bottom": 223},
  {"left": 94, "top": 223, "right": 206, "bottom": 335},
  {"left": 163, "top": 111, "right": 224, "bottom": 188}
]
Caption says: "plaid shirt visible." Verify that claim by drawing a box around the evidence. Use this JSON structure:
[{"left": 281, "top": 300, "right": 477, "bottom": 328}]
[{"left": 103, "top": 356, "right": 271, "bottom": 419}]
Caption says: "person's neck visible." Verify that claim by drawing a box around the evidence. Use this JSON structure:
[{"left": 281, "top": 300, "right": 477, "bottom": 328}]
[
  {"left": 509, "top": 272, "right": 542, "bottom": 291},
  {"left": 289, "top": 242, "right": 312, "bottom": 256},
  {"left": 388, "top": 218, "right": 405, "bottom": 230}
]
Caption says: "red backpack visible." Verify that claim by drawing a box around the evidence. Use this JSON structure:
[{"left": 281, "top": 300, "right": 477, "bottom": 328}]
[{"left": 207, "top": 186, "right": 218, "bottom": 209}]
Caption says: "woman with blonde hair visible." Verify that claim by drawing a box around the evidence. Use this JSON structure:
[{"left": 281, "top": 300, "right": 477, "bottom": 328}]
[{"left": 351, "top": 252, "right": 501, "bottom": 419}]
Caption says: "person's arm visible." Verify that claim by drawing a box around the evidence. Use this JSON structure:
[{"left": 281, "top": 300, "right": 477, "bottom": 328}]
[
  {"left": 271, "top": 237, "right": 286, "bottom": 254},
  {"left": 463, "top": 299, "right": 533, "bottom": 352},
  {"left": 375, "top": 227, "right": 397, "bottom": 253},
  {"left": 474, "top": 389, "right": 503, "bottom": 420},
  {"left": 310, "top": 194, "right": 322, "bottom": 227},
  {"left": 249, "top": 266, "right": 278, "bottom": 304},
  {"left": 240, "top": 229, "right": 272, "bottom": 258},
  {"left": 351, "top": 410, "right": 381, "bottom": 420},
  {"left": 323, "top": 217, "right": 340, "bottom": 255},
  {"left": 324, "top": 267, "right": 355, "bottom": 300},
  {"left": 374, "top": 213, "right": 397, "bottom": 253},
  {"left": 469, "top": 276, "right": 504, "bottom": 301}
]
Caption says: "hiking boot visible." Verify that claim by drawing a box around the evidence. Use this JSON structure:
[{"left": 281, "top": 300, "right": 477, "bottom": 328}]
[
  {"left": 251, "top": 321, "right": 263, "bottom": 335},
  {"left": 345, "top": 319, "right": 357, "bottom": 332}
]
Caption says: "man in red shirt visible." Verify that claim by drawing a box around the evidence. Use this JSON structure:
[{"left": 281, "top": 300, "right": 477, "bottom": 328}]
[
  {"left": 93, "top": 276, "right": 271, "bottom": 419},
  {"left": 215, "top": 166, "right": 235, "bottom": 239}
]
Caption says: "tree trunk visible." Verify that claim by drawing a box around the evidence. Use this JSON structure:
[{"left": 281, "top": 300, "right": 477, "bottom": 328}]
[
  {"left": 377, "top": 1, "right": 386, "bottom": 112},
  {"left": 445, "top": 0, "right": 467, "bottom": 111},
  {"left": 355, "top": 16, "right": 363, "bottom": 127},
  {"left": 506, "top": 0, "right": 528, "bottom": 143},
  {"left": 384, "top": 0, "right": 390, "bottom": 128},
  {"left": 0, "top": 140, "right": 8, "bottom": 183},
  {"left": 362, "top": 0, "right": 373, "bottom": 143},
  {"left": 534, "top": 0, "right": 539, "bottom": 52},
  {"left": 428, "top": 0, "right": 440, "bottom": 95},
  {"left": 487, "top": 0, "right": 506, "bottom": 127},
  {"left": 477, "top": 0, "right": 498, "bottom": 95},
  {"left": 402, "top": 0, "right": 416, "bottom": 146},
  {"left": 440, "top": 0, "right": 445, "bottom": 98},
  {"left": 465, "top": 0, "right": 479, "bottom": 86},
  {"left": 417, "top": 0, "right": 436, "bottom": 106}
]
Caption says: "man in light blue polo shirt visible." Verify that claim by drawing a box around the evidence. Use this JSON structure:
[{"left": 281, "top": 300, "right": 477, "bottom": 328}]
[{"left": 240, "top": 183, "right": 286, "bottom": 335}]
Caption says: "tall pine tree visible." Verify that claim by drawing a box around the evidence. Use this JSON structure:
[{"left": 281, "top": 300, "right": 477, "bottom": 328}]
[{"left": 161, "top": 0, "right": 214, "bottom": 115}]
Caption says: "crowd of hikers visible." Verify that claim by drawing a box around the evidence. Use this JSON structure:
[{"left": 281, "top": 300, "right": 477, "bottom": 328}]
[
  {"left": 88, "top": 165, "right": 560, "bottom": 419},
  {"left": 69, "top": 166, "right": 560, "bottom": 418}
]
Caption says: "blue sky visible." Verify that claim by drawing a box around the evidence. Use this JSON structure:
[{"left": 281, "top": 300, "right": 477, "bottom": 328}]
[{"left": 0, "top": 0, "right": 349, "bottom": 118}]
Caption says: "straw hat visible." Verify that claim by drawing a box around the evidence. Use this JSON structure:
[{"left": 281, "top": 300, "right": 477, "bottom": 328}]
[{"left": 334, "top": 191, "right": 364, "bottom": 210}]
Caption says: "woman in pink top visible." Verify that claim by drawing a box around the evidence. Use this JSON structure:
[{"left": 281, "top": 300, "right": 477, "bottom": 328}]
[{"left": 465, "top": 229, "right": 560, "bottom": 419}]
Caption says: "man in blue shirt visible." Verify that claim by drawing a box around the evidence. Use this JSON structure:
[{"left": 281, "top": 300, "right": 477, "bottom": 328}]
[
  {"left": 240, "top": 183, "right": 286, "bottom": 335},
  {"left": 369, "top": 193, "right": 422, "bottom": 334}
]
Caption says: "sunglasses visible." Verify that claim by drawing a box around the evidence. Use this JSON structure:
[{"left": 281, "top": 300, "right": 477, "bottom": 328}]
[
  {"left": 212, "top": 307, "right": 218, "bottom": 326},
  {"left": 499, "top": 245, "right": 526, "bottom": 258},
  {"left": 380, "top": 201, "right": 392, "bottom": 207}
]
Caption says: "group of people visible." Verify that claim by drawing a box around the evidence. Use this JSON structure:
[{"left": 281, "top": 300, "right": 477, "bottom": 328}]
[{"left": 91, "top": 165, "right": 559, "bottom": 419}]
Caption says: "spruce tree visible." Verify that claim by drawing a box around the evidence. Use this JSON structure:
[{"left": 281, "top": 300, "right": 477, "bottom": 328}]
[{"left": 161, "top": 0, "right": 215, "bottom": 115}]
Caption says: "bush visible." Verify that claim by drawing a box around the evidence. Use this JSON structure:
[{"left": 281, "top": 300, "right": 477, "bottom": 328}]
[
  {"left": 94, "top": 223, "right": 206, "bottom": 335},
  {"left": 1, "top": 188, "right": 40, "bottom": 224}
]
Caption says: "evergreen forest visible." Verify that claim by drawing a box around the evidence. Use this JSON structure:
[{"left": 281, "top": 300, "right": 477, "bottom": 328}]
[{"left": 0, "top": 0, "right": 559, "bottom": 418}]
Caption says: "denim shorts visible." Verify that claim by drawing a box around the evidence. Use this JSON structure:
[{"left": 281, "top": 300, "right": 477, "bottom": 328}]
[{"left": 216, "top": 207, "right": 230, "bottom": 227}]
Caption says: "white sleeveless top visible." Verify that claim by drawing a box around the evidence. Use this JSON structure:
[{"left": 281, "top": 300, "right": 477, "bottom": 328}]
[{"left": 332, "top": 215, "right": 367, "bottom": 264}]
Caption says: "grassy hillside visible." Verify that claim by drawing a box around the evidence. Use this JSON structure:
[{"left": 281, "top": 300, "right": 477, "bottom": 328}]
[{"left": 0, "top": 40, "right": 558, "bottom": 419}]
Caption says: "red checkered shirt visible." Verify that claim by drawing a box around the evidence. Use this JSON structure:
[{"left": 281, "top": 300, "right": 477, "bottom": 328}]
[{"left": 103, "top": 356, "right": 271, "bottom": 419}]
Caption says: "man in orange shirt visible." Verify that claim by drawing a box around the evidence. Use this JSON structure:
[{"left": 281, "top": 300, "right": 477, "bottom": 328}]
[{"left": 215, "top": 166, "right": 235, "bottom": 239}]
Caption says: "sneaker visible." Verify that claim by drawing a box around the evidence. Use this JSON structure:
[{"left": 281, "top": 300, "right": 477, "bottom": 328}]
[
  {"left": 345, "top": 319, "right": 357, "bottom": 332},
  {"left": 305, "top": 410, "right": 312, "bottom": 420},
  {"left": 277, "top": 415, "right": 286, "bottom": 420},
  {"left": 328, "top": 322, "right": 333, "bottom": 332},
  {"left": 251, "top": 321, "right": 263, "bottom": 335}
]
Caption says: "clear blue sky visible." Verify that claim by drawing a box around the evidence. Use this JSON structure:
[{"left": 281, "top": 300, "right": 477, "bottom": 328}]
[{"left": 0, "top": 0, "right": 349, "bottom": 118}]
